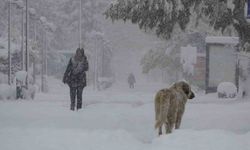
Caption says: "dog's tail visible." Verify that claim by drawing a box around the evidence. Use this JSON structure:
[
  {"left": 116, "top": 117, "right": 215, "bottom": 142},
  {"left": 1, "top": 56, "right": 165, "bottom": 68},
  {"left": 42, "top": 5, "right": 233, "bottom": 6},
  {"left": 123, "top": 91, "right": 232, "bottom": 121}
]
[{"left": 155, "top": 92, "right": 170, "bottom": 129}]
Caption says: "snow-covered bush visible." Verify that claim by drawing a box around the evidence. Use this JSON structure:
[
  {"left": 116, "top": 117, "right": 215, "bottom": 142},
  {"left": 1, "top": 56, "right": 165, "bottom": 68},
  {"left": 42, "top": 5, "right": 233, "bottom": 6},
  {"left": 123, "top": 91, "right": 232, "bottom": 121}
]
[
  {"left": 0, "top": 84, "right": 16, "bottom": 100},
  {"left": 0, "top": 72, "right": 8, "bottom": 84},
  {"left": 22, "top": 84, "right": 36, "bottom": 100},
  {"left": 15, "top": 71, "right": 36, "bottom": 100},
  {"left": 16, "top": 71, "right": 28, "bottom": 84},
  {"left": 98, "top": 77, "right": 114, "bottom": 90},
  {"left": 217, "top": 82, "right": 237, "bottom": 98}
]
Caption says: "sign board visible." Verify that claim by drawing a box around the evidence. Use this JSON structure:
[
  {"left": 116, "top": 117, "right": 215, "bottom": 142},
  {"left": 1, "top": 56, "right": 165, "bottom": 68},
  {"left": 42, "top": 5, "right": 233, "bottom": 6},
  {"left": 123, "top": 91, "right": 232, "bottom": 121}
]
[
  {"left": 246, "top": 0, "right": 250, "bottom": 19},
  {"left": 248, "top": 0, "right": 250, "bottom": 18}
]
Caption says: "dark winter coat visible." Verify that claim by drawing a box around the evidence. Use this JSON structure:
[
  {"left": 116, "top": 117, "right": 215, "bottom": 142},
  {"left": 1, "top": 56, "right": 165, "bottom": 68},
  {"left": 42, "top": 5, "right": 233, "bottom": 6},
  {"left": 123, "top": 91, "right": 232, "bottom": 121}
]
[
  {"left": 63, "top": 56, "right": 89, "bottom": 87},
  {"left": 128, "top": 74, "right": 136, "bottom": 84}
]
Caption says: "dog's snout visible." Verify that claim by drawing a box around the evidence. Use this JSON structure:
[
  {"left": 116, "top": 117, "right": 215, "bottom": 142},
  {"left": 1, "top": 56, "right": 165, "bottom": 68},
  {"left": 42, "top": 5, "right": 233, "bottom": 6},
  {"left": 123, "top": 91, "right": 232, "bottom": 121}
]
[{"left": 189, "top": 91, "right": 195, "bottom": 99}]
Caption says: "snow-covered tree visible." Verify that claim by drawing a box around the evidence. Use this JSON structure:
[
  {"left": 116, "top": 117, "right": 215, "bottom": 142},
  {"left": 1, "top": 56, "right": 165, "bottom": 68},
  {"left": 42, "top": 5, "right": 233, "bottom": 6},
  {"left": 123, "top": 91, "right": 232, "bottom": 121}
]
[
  {"left": 86, "top": 31, "right": 114, "bottom": 89},
  {"left": 141, "top": 42, "right": 182, "bottom": 82},
  {"left": 105, "top": 0, "right": 248, "bottom": 49},
  {"left": 52, "top": 0, "right": 104, "bottom": 50}
]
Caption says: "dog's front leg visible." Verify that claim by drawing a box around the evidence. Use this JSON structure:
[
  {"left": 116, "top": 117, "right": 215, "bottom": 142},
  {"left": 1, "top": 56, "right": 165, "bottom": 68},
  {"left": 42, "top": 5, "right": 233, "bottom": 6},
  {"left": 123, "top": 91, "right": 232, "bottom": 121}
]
[
  {"left": 175, "top": 111, "right": 184, "bottom": 129},
  {"left": 165, "top": 120, "right": 175, "bottom": 134},
  {"left": 158, "top": 126, "right": 163, "bottom": 135}
]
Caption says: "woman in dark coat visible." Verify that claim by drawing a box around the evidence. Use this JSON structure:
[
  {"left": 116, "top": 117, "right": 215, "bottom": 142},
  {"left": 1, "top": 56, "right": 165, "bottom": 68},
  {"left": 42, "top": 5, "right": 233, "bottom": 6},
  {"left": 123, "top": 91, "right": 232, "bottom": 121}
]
[
  {"left": 128, "top": 73, "right": 136, "bottom": 88},
  {"left": 63, "top": 48, "right": 88, "bottom": 111}
]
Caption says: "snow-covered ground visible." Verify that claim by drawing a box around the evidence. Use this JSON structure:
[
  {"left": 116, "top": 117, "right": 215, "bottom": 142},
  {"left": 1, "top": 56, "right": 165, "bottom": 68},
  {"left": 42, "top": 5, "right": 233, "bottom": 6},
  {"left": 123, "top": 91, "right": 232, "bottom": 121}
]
[{"left": 0, "top": 77, "right": 250, "bottom": 150}]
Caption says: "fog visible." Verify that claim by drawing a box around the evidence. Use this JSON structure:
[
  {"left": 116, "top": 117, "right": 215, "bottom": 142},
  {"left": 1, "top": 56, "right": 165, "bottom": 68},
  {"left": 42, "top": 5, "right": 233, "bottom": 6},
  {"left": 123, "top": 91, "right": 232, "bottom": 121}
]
[{"left": 101, "top": 19, "right": 162, "bottom": 84}]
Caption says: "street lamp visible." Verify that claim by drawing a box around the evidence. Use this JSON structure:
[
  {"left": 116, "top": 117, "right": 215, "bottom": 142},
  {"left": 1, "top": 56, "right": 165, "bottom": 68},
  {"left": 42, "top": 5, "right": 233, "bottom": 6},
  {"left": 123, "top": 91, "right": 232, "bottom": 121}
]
[
  {"left": 7, "top": 0, "right": 23, "bottom": 85},
  {"left": 8, "top": 0, "right": 11, "bottom": 85},
  {"left": 29, "top": 7, "right": 38, "bottom": 83},
  {"left": 11, "top": 0, "right": 25, "bottom": 70},
  {"left": 25, "top": 0, "right": 29, "bottom": 88},
  {"left": 39, "top": 16, "right": 56, "bottom": 93},
  {"left": 39, "top": 16, "right": 47, "bottom": 93},
  {"left": 79, "top": 0, "right": 82, "bottom": 49}
]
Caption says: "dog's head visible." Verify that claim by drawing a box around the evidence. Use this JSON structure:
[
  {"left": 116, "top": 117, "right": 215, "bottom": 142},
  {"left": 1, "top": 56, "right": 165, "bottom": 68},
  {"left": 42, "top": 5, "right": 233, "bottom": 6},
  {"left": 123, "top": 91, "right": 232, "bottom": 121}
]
[{"left": 173, "top": 81, "right": 195, "bottom": 99}]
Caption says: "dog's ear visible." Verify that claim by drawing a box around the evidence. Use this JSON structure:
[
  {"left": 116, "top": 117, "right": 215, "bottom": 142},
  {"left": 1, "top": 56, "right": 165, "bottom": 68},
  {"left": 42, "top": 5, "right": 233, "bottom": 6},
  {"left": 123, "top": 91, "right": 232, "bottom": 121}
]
[{"left": 171, "top": 83, "right": 177, "bottom": 89}]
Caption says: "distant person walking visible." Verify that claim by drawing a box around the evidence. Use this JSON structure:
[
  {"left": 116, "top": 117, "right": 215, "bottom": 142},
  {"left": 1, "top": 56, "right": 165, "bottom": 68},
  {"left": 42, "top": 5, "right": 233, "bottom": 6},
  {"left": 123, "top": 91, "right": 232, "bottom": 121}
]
[
  {"left": 63, "top": 48, "right": 88, "bottom": 111},
  {"left": 128, "top": 73, "right": 136, "bottom": 89}
]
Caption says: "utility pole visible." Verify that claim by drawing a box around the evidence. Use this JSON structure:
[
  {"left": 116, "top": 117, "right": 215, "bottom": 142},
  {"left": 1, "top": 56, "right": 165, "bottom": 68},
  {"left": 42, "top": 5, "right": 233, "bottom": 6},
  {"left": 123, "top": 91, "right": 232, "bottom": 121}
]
[
  {"left": 41, "top": 26, "right": 48, "bottom": 93},
  {"left": 79, "top": 0, "right": 82, "bottom": 48},
  {"left": 21, "top": 7, "right": 24, "bottom": 70},
  {"left": 45, "top": 31, "right": 47, "bottom": 78},
  {"left": 94, "top": 36, "right": 98, "bottom": 91},
  {"left": 8, "top": 0, "right": 11, "bottom": 85},
  {"left": 41, "top": 27, "right": 45, "bottom": 92},
  {"left": 25, "top": 0, "right": 29, "bottom": 88},
  {"left": 33, "top": 21, "right": 37, "bottom": 83}
]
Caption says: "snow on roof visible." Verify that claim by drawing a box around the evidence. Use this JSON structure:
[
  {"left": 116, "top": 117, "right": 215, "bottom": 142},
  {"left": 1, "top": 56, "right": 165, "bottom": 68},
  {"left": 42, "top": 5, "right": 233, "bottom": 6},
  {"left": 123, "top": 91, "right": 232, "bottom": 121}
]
[{"left": 206, "top": 36, "right": 239, "bottom": 45}]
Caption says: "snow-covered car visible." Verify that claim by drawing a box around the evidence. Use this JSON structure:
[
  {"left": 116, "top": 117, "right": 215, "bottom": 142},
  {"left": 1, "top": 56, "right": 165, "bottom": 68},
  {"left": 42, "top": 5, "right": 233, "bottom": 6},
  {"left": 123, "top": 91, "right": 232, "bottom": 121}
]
[{"left": 217, "top": 82, "right": 237, "bottom": 98}]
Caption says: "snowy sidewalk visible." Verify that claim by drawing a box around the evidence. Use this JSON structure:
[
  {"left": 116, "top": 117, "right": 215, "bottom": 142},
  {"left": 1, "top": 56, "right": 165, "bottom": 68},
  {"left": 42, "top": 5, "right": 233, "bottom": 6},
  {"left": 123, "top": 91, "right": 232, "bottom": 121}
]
[{"left": 0, "top": 78, "right": 250, "bottom": 150}]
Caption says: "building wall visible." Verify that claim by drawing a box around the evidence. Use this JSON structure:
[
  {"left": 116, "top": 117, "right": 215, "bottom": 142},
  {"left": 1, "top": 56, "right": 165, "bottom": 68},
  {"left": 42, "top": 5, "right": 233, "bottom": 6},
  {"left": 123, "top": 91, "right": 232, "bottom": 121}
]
[{"left": 192, "top": 55, "right": 206, "bottom": 89}]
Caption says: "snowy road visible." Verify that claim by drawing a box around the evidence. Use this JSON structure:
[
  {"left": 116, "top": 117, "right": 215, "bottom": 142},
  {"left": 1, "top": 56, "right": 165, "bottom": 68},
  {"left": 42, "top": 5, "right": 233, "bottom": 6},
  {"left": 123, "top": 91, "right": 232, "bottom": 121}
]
[{"left": 0, "top": 77, "right": 250, "bottom": 150}]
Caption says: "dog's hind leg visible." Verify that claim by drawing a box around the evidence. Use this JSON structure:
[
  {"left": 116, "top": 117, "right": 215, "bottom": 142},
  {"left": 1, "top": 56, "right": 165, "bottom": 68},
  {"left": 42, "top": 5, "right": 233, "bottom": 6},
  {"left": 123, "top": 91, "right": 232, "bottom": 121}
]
[
  {"left": 158, "top": 126, "right": 163, "bottom": 135},
  {"left": 164, "top": 122, "right": 170, "bottom": 134}
]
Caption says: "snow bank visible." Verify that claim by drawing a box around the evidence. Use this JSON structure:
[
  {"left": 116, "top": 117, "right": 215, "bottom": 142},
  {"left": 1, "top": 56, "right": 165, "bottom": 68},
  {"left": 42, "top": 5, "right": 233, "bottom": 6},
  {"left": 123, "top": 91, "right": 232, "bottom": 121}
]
[
  {"left": 0, "top": 77, "right": 250, "bottom": 150},
  {"left": 0, "top": 73, "right": 8, "bottom": 84},
  {"left": 0, "top": 84, "right": 16, "bottom": 100},
  {"left": 150, "top": 130, "right": 250, "bottom": 150},
  {"left": 217, "top": 82, "right": 237, "bottom": 98},
  {"left": 0, "top": 129, "right": 143, "bottom": 150},
  {"left": 0, "top": 128, "right": 249, "bottom": 150}
]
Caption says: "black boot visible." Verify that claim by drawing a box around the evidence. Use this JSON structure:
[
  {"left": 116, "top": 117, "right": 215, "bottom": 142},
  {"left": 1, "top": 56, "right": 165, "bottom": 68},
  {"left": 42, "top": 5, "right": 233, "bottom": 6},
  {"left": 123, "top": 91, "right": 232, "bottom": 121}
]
[
  {"left": 70, "top": 104, "right": 75, "bottom": 111},
  {"left": 76, "top": 86, "right": 83, "bottom": 110},
  {"left": 77, "top": 102, "right": 82, "bottom": 110}
]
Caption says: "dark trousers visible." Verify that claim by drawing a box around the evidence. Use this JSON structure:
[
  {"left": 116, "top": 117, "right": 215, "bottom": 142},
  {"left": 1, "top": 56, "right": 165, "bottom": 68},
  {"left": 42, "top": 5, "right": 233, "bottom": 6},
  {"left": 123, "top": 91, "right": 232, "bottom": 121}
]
[
  {"left": 69, "top": 86, "right": 84, "bottom": 110},
  {"left": 129, "top": 83, "right": 134, "bottom": 88}
]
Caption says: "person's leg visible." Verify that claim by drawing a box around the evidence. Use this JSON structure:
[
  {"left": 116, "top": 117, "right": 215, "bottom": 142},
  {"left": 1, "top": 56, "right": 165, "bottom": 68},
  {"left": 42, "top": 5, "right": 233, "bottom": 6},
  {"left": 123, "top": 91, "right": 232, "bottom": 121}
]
[
  {"left": 76, "top": 86, "right": 84, "bottom": 110},
  {"left": 69, "top": 86, "right": 76, "bottom": 111}
]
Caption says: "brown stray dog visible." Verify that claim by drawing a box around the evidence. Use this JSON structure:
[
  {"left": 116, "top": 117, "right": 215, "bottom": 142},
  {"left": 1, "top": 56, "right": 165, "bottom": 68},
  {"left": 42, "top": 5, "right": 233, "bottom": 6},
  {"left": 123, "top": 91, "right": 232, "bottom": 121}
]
[{"left": 154, "top": 81, "right": 195, "bottom": 135}]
